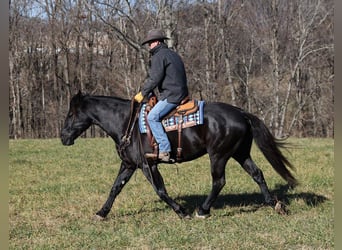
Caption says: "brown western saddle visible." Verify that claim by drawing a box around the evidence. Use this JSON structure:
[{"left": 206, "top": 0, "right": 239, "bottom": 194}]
[{"left": 144, "top": 95, "right": 199, "bottom": 161}]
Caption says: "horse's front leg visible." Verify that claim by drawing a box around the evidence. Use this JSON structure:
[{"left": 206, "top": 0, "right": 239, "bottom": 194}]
[
  {"left": 141, "top": 163, "right": 190, "bottom": 219},
  {"left": 95, "top": 161, "right": 136, "bottom": 220}
]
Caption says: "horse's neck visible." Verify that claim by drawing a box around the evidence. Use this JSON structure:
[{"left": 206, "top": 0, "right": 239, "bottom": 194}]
[{"left": 89, "top": 97, "right": 131, "bottom": 143}]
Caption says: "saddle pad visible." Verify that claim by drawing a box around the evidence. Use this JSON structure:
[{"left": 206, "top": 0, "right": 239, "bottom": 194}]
[{"left": 139, "top": 100, "right": 205, "bottom": 133}]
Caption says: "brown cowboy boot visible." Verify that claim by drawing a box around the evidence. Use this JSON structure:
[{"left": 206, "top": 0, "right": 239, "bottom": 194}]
[{"left": 145, "top": 152, "right": 170, "bottom": 162}]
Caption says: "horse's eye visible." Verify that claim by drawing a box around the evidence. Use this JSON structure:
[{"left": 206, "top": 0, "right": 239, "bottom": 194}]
[{"left": 68, "top": 112, "right": 74, "bottom": 118}]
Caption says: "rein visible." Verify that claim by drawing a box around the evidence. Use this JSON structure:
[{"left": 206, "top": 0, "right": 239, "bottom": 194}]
[
  {"left": 118, "top": 98, "right": 142, "bottom": 154},
  {"left": 118, "top": 99, "right": 154, "bottom": 185}
]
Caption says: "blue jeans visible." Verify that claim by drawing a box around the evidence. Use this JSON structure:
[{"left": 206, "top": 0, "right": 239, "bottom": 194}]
[{"left": 147, "top": 99, "right": 177, "bottom": 153}]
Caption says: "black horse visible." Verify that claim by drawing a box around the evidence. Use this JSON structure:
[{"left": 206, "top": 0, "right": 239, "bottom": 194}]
[{"left": 61, "top": 91, "right": 297, "bottom": 219}]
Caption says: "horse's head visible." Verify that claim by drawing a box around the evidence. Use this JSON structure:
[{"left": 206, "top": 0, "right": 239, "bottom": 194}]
[{"left": 61, "top": 91, "right": 92, "bottom": 145}]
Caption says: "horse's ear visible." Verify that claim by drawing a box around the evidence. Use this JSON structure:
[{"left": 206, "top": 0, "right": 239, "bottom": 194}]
[
  {"left": 70, "top": 90, "right": 84, "bottom": 107},
  {"left": 74, "top": 90, "right": 84, "bottom": 102}
]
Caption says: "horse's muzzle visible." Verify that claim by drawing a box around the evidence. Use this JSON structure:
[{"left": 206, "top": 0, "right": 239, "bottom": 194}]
[{"left": 60, "top": 131, "right": 75, "bottom": 146}]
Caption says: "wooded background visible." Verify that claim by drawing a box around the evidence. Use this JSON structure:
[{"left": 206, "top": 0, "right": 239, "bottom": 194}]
[{"left": 9, "top": 0, "right": 334, "bottom": 139}]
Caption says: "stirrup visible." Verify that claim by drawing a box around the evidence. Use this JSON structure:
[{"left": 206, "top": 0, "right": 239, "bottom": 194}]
[
  {"left": 158, "top": 152, "right": 170, "bottom": 162},
  {"left": 145, "top": 152, "right": 173, "bottom": 163}
]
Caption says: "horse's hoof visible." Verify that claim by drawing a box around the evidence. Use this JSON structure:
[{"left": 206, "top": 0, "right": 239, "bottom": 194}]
[
  {"left": 195, "top": 210, "right": 211, "bottom": 219},
  {"left": 183, "top": 214, "right": 192, "bottom": 220},
  {"left": 274, "top": 201, "right": 288, "bottom": 215},
  {"left": 93, "top": 214, "right": 106, "bottom": 221},
  {"left": 178, "top": 212, "right": 192, "bottom": 220}
]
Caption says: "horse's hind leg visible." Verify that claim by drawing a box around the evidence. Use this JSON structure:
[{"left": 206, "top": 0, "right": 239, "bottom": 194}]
[
  {"left": 197, "top": 155, "right": 227, "bottom": 218},
  {"left": 235, "top": 154, "right": 276, "bottom": 207}
]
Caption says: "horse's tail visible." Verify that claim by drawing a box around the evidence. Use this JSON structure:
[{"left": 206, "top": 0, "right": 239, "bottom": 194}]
[{"left": 243, "top": 112, "right": 298, "bottom": 187}]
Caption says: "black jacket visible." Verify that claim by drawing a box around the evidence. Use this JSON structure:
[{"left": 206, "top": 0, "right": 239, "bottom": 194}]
[{"left": 141, "top": 43, "right": 188, "bottom": 104}]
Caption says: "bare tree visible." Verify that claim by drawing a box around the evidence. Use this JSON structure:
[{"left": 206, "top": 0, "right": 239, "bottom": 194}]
[
  {"left": 8, "top": 0, "right": 334, "bottom": 139},
  {"left": 240, "top": 0, "right": 333, "bottom": 137}
]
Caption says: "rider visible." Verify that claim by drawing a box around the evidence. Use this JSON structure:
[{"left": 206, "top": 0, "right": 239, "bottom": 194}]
[{"left": 134, "top": 29, "right": 189, "bottom": 162}]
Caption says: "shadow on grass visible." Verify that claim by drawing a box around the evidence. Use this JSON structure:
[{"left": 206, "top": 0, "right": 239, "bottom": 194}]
[
  {"left": 173, "top": 184, "right": 329, "bottom": 214},
  {"left": 110, "top": 184, "right": 328, "bottom": 217}
]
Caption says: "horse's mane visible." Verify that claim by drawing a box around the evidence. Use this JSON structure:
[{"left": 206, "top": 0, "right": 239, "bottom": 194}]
[
  {"left": 76, "top": 91, "right": 130, "bottom": 103},
  {"left": 70, "top": 91, "right": 130, "bottom": 111},
  {"left": 89, "top": 95, "right": 130, "bottom": 103}
]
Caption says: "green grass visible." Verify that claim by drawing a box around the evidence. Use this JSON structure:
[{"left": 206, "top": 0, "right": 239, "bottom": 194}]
[{"left": 9, "top": 138, "right": 334, "bottom": 249}]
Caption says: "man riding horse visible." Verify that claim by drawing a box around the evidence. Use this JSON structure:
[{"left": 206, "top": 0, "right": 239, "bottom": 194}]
[{"left": 134, "top": 29, "right": 189, "bottom": 162}]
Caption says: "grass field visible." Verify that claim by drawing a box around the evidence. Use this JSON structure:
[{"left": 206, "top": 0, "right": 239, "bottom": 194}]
[{"left": 9, "top": 137, "right": 333, "bottom": 249}]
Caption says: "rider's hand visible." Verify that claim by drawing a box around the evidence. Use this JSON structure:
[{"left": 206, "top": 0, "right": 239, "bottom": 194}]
[{"left": 134, "top": 92, "right": 144, "bottom": 103}]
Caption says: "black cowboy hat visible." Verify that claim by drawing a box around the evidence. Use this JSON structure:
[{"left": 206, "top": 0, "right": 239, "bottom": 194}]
[{"left": 141, "top": 29, "right": 169, "bottom": 45}]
